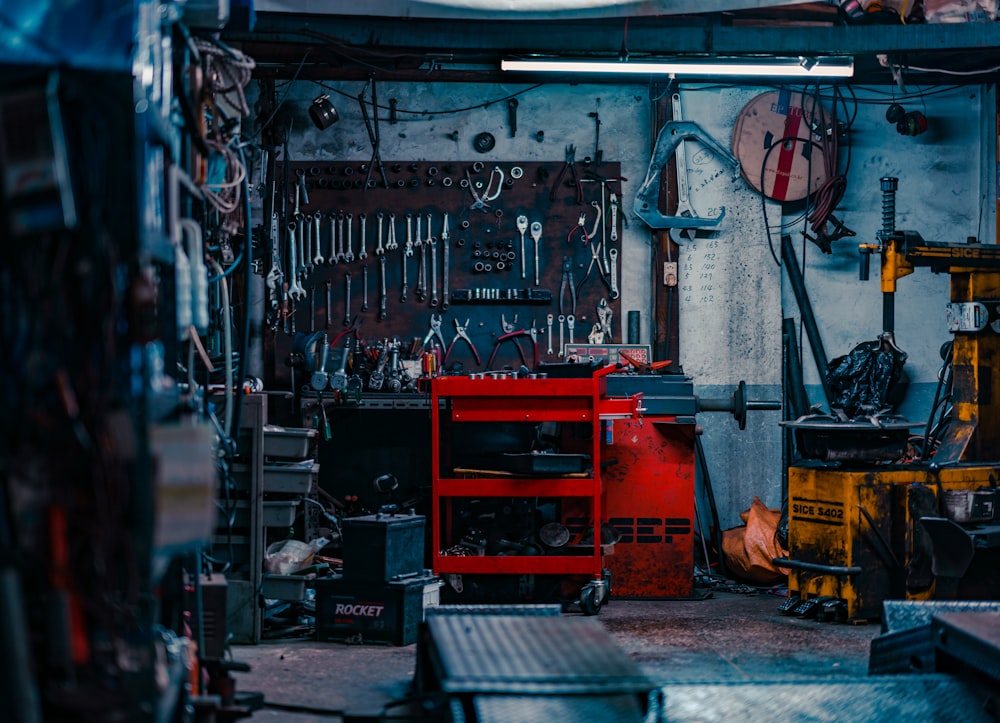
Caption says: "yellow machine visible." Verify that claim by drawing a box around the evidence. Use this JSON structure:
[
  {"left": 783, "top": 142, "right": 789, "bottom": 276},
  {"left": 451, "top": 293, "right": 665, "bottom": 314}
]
[{"left": 782, "top": 178, "right": 1000, "bottom": 622}]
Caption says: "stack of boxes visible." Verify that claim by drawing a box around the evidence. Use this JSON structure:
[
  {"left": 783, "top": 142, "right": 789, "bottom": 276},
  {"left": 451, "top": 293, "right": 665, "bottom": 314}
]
[{"left": 315, "top": 511, "right": 440, "bottom": 645}]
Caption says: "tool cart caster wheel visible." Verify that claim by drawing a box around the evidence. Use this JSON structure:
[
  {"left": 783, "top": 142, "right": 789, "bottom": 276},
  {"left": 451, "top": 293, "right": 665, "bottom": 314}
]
[{"left": 580, "top": 585, "right": 603, "bottom": 616}]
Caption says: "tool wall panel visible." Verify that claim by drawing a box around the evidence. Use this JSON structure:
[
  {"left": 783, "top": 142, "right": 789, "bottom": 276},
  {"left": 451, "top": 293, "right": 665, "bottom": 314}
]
[{"left": 266, "top": 160, "right": 623, "bottom": 389}]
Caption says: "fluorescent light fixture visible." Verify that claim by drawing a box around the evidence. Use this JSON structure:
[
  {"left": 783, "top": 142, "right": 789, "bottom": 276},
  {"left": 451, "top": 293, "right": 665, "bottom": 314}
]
[{"left": 501, "top": 56, "right": 854, "bottom": 79}]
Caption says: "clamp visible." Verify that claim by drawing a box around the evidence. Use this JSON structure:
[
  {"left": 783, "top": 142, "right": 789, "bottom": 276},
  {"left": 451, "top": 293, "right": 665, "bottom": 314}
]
[
  {"left": 444, "top": 318, "right": 482, "bottom": 367},
  {"left": 422, "top": 313, "right": 448, "bottom": 350},
  {"left": 559, "top": 256, "right": 576, "bottom": 316},
  {"left": 551, "top": 144, "right": 583, "bottom": 205}
]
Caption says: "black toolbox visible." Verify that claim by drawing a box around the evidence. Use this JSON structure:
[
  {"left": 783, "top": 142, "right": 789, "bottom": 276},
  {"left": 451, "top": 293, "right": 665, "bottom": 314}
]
[
  {"left": 341, "top": 512, "right": 426, "bottom": 582},
  {"left": 315, "top": 572, "right": 441, "bottom": 646}
]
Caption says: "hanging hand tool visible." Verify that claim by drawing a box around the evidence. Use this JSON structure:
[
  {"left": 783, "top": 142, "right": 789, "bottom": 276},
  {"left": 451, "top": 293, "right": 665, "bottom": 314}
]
[
  {"left": 546, "top": 314, "right": 554, "bottom": 355},
  {"left": 467, "top": 166, "right": 504, "bottom": 212},
  {"left": 487, "top": 315, "right": 537, "bottom": 370},
  {"left": 516, "top": 214, "right": 529, "bottom": 279},
  {"left": 400, "top": 244, "right": 409, "bottom": 303},
  {"left": 378, "top": 254, "right": 388, "bottom": 320},
  {"left": 361, "top": 263, "right": 369, "bottom": 312},
  {"left": 328, "top": 211, "right": 337, "bottom": 265},
  {"left": 308, "top": 284, "right": 316, "bottom": 332},
  {"left": 345, "top": 213, "right": 355, "bottom": 262},
  {"left": 375, "top": 212, "right": 385, "bottom": 256},
  {"left": 416, "top": 215, "right": 427, "bottom": 303},
  {"left": 336, "top": 213, "right": 347, "bottom": 262},
  {"left": 344, "top": 272, "right": 352, "bottom": 326},
  {"left": 567, "top": 314, "right": 576, "bottom": 346},
  {"left": 444, "top": 318, "right": 482, "bottom": 367},
  {"left": 557, "top": 314, "right": 565, "bottom": 358},
  {"left": 313, "top": 210, "right": 324, "bottom": 265},
  {"left": 551, "top": 144, "right": 583, "bottom": 205},
  {"left": 303, "top": 215, "right": 314, "bottom": 276},
  {"left": 633, "top": 105, "right": 741, "bottom": 233},
  {"left": 442, "top": 212, "right": 451, "bottom": 311},
  {"left": 609, "top": 247, "right": 619, "bottom": 300},
  {"left": 386, "top": 212, "right": 398, "bottom": 250},
  {"left": 287, "top": 221, "right": 305, "bottom": 301},
  {"left": 429, "top": 217, "right": 439, "bottom": 308},
  {"left": 559, "top": 256, "right": 576, "bottom": 316},
  {"left": 325, "top": 278, "right": 332, "bottom": 328},
  {"left": 530, "top": 221, "right": 543, "bottom": 286},
  {"left": 609, "top": 193, "right": 620, "bottom": 242},
  {"left": 266, "top": 212, "right": 283, "bottom": 306},
  {"left": 358, "top": 212, "right": 368, "bottom": 261},
  {"left": 422, "top": 313, "right": 448, "bottom": 351}
]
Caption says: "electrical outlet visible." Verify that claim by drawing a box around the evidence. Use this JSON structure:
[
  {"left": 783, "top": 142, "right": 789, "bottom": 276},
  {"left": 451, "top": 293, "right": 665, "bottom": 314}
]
[{"left": 663, "top": 262, "right": 678, "bottom": 287}]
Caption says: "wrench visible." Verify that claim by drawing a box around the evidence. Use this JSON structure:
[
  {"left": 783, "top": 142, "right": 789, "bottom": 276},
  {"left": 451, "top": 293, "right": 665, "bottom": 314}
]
[
  {"left": 401, "top": 247, "right": 409, "bottom": 303},
  {"left": 336, "top": 213, "right": 347, "bottom": 263},
  {"left": 404, "top": 213, "right": 414, "bottom": 256},
  {"left": 546, "top": 313, "right": 554, "bottom": 355},
  {"left": 325, "top": 278, "right": 332, "bottom": 328},
  {"left": 417, "top": 242, "right": 427, "bottom": 302},
  {"left": 378, "top": 254, "right": 388, "bottom": 320},
  {"left": 516, "top": 214, "right": 528, "bottom": 280},
  {"left": 567, "top": 314, "right": 576, "bottom": 346},
  {"left": 441, "top": 212, "right": 451, "bottom": 311},
  {"left": 296, "top": 216, "right": 307, "bottom": 280},
  {"left": 414, "top": 213, "right": 423, "bottom": 249},
  {"left": 308, "top": 284, "right": 316, "bottom": 333},
  {"left": 358, "top": 212, "right": 368, "bottom": 261},
  {"left": 287, "top": 222, "right": 305, "bottom": 301},
  {"left": 345, "top": 213, "right": 355, "bottom": 263},
  {"left": 313, "top": 210, "right": 324, "bottom": 265},
  {"left": 344, "top": 271, "right": 352, "bottom": 326},
  {"left": 303, "top": 215, "right": 314, "bottom": 275},
  {"left": 429, "top": 232, "right": 439, "bottom": 308},
  {"left": 558, "top": 314, "right": 565, "bottom": 358},
  {"left": 609, "top": 247, "right": 620, "bottom": 300},
  {"left": 375, "top": 212, "right": 385, "bottom": 256},
  {"left": 386, "top": 212, "right": 398, "bottom": 251},
  {"left": 530, "top": 221, "right": 542, "bottom": 286},
  {"left": 609, "top": 193, "right": 620, "bottom": 242},
  {"left": 361, "top": 263, "right": 369, "bottom": 312},
  {"left": 266, "top": 212, "right": 283, "bottom": 304},
  {"left": 328, "top": 211, "right": 337, "bottom": 265}
]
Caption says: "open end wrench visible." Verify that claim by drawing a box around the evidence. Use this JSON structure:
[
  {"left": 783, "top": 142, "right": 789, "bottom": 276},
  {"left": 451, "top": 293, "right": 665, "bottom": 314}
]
[
  {"left": 546, "top": 314, "right": 554, "bottom": 355},
  {"left": 336, "top": 213, "right": 347, "bottom": 263},
  {"left": 334, "top": 211, "right": 337, "bottom": 266},
  {"left": 359, "top": 212, "right": 368, "bottom": 261},
  {"left": 376, "top": 212, "right": 385, "bottom": 255},
  {"left": 530, "top": 221, "right": 543, "bottom": 286},
  {"left": 405, "top": 213, "right": 414, "bottom": 256},
  {"left": 288, "top": 221, "right": 305, "bottom": 301},
  {"left": 345, "top": 213, "right": 355, "bottom": 262},
  {"left": 361, "top": 263, "right": 369, "bottom": 312},
  {"left": 557, "top": 315, "right": 565, "bottom": 357},
  {"left": 387, "top": 212, "right": 398, "bottom": 251},
  {"left": 417, "top": 244, "right": 427, "bottom": 302},
  {"left": 378, "top": 254, "right": 388, "bottom": 320},
  {"left": 313, "top": 210, "right": 324, "bottom": 265},
  {"left": 442, "top": 213, "right": 450, "bottom": 311},
  {"left": 401, "top": 249, "right": 409, "bottom": 303},
  {"left": 303, "top": 215, "right": 314, "bottom": 275},
  {"left": 430, "top": 235, "right": 439, "bottom": 307},
  {"left": 344, "top": 271, "right": 352, "bottom": 326},
  {"left": 609, "top": 247, "right": 620, "bottom": 300}
]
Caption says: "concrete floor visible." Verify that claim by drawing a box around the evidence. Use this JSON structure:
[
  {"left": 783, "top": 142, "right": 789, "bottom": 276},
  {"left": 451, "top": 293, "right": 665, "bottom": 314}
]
[{"left": 224, "top": 588, "right": 996, "bottom": 722}]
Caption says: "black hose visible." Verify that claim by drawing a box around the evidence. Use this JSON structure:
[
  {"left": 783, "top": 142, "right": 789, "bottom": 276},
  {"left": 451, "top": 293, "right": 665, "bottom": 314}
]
[
  {"left": 694, "top": 435, "right": 727, "bottom": 579},
  {"left": 782, "top": 317, "right": 810, "bottom": 419},
  {"left": 781, "top": 234, "right": 834, "bottom": 408}
]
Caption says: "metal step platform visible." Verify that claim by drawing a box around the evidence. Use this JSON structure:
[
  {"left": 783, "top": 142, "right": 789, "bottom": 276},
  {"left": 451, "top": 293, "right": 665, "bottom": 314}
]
[{"left": 415, "top": 611, "right": 657, "bottom": 722}]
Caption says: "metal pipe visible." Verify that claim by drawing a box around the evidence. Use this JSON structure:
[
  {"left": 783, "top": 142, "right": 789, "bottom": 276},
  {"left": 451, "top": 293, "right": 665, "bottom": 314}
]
[
  {"left": 781, "top": 234, "right": 834, "bottom": 408},
  {"left": 773, "top": 558, "right": 862, "bottom": 576},
  {"left": 782, "top": 317, "right": 811, "bottom": 419}
]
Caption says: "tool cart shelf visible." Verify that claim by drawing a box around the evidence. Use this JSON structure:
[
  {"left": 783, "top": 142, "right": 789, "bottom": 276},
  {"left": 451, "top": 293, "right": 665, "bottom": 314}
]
[{"left": 430, "top": 371, "right": 641, "bottom": 613}]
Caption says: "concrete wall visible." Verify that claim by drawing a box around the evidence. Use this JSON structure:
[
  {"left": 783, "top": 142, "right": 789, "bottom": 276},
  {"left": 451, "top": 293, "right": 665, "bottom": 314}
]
[{"left": 251, "top": 79, "right": 993, "bottom": 529}]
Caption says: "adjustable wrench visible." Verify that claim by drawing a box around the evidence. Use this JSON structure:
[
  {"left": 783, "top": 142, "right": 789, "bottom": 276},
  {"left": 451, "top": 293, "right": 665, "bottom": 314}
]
[
  {"left": 530, "top": 221, "right": 543, "bottom": 286},
  {"left": 557, "top": 314, "right": 565, "bottom": 357},
  {"left": 567, "top": 314, "right": 576, "bottom": 346},
  {"left": 516, "top": 214, "right": 528, "bottom": 280},
  {"left": 358, "top": 212, "right": 368, "bottom": 261},
  {"left": 441, "top": 212, "right": 451, "bottom": 311},
  {"left": 344, "top": 271, "right": 352, "bottom": 326},
  {"left": 546, "top": 313, "right": 554, "bottom": 355},
  {"left": 609, "top": 247, "right": 620, "bottom": 300},
  {"left": 345, "top": 213, "right": 355, "bottom": 263},
  {"left": 313, "top": 210, "right": 324, "bottom": 265}
]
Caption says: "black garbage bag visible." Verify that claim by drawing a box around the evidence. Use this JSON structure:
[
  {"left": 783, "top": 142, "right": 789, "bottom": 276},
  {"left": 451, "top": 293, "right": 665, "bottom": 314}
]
[{"left": 826, "top": 335, "right": 907, "bottom": 418}]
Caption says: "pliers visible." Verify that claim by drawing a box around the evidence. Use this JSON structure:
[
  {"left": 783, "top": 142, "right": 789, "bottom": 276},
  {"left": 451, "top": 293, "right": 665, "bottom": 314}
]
[
  {"left": 422, "top": 313, "right": 448, "bottom": 350},
  {"left": 487, "top": 315, "right": 538, "bottom": 370},
  {"left": 559, "top": 256, "right": 577, "bottom": 316},
  {"left": 550, "top": 144, "right": 583, "bottom": 205},
  {"left": 444, "top": 318, "right": 482, "bottom": 367}
]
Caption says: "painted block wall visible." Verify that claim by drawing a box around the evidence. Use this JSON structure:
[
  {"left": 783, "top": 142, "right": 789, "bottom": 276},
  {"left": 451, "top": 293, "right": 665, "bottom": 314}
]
[{"left": 249, "top": 79, "right": 992, "bottom": 529}]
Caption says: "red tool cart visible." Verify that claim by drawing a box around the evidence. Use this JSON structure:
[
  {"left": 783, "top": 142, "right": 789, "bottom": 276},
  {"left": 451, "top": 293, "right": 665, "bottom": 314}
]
[{"left": 430, "top": 367, "right": 641, "bottom": 614}]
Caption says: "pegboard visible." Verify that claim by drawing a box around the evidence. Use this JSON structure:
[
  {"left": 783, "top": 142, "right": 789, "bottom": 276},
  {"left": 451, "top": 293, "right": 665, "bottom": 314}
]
[{"left": 266, "top": 160, "right": 624, "bottom": 390}]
